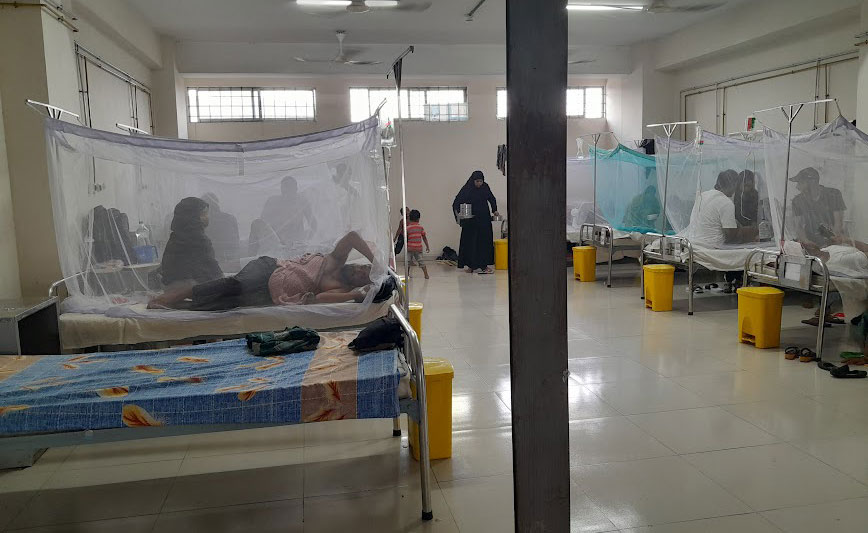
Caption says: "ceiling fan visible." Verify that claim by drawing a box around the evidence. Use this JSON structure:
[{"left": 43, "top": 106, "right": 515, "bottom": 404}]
[
  {"left": 567, "top": 1, "right": 726, "bottom": 13},
  {"left": 294, "top": 31, "right": 382, "bottom": 65},
  {"left": 295, "top": 0, "right": 432, "bottom": 16}
]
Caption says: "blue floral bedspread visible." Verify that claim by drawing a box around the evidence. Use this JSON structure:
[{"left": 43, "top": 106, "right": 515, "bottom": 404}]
[{"left": 0, "top": 332, "right": 399, "bottom": 436}]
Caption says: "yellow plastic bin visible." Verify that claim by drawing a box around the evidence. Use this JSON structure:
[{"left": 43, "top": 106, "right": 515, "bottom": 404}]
[
  {"left": 737, "top": 286, "right": 785, "bottom": 348},
  {"left": 573, "top": 246, "right": 596, "bottom": 282},
  {"left": 494, "top": 239, "right": 508, "bottom": 270},
  {"left": 410, "top": 357, "right": 454, "bottom": 461},
  {"left": 643, "top": 264, "right": 675, "bottom": 312},
  {"left": 408, "top": 302, "right": 423, "bottom": 342}
]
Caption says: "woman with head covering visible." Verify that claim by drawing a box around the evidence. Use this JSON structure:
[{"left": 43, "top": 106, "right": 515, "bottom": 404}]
[
  {"left": 452, "top": 170, "right": 499, "bottom": 274},
  {"left": 160, "top": 197, "right": 223, "bottom": 286}
]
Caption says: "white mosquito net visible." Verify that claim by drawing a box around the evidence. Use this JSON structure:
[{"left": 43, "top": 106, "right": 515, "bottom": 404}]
[
  {"left": 45, "top": 117, "right": 393, "bottom": 324},
  {"left": 566, "top": 157, "right": 609, "bottom": 236},
  {"left": 656, "top": 129, "right": 776, "bottom": 249},
  {"left": 763, "top": 116, "right": 868, "bottom": 259},
  {"left": 592, "top": 144, "right": 662, "bottom": 234}
]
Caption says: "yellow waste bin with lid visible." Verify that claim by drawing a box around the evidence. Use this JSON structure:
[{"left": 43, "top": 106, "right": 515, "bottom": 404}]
[
  {"left": 409, "top": 357, "right": 454, "bottom": 461},
  {"left": 573, "top": 246, "right": 596, "bottom": 282},
  {"left": 408, "top": 302, "right": 423, "bottom": 341},
  {"left": 494, "top": 239, "right": 508, "bottom": 270},
  {"left": 643, "top": 264, "right": 675, "bottom": 311},
  {"left": 737, "top": 286, "right": 785, "bottom": 348}
]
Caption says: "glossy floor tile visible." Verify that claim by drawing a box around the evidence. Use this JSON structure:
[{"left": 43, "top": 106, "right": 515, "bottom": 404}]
[{"left": 4, "top": 264, "right": 866, "bottom": 532}]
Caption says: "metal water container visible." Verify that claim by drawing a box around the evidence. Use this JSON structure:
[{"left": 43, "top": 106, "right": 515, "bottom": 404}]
[{"left": 458, "top": 203, "right": 473, "bottom": 219}]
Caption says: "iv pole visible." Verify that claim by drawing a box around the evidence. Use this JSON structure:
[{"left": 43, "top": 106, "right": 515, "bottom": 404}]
[
  {"left": 387, "top": 46, "right": 414, "bottom": 318},
  {"left": 576, "top": 131, "right": 614, "bottom": 232},
  {"left": 646, "top": 121, "right": 697, "bottom": 236},
  {"left": 752, "top": 98, "right": 838, "bottom": 252}
]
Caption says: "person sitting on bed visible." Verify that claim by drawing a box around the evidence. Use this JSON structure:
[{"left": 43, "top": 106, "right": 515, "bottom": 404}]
[
  {"left": 790, "top": 167, "right": 846, "bottom": 248},
  {"left": 148, "top": 231, "right": 376, "bottom": 310},
  {"left": 160, "top": 197, "right": 223, "bottom": 286},
  {"left": 685, "top": 169, "right": 758, "bottom": 248},
  {"left": 733, "top": 169, "right": 759, "bottom": 229}
]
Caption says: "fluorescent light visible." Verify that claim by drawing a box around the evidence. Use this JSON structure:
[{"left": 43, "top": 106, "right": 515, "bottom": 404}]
[
  {"left": 297, "top": 1, "right": 351, "bottom": 6},
  {"left": 296, "top": 0, "right": 400, "bottom": 5},
  {"left": 566, "top": 4, "right": 644, "bottom": 11}
]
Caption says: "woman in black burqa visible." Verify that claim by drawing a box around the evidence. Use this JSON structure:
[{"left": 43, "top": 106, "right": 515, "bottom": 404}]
[
  {"left": 160, "top": 197, "right": 223, "bottom": 286},
  {"left": 452, "top": 170, "right": 499, "bottom": 274}
]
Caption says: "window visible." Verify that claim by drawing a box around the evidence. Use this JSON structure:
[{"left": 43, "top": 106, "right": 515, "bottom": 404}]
[
  {"left": 350, "top": 86, "right": 468, "bottom": 124},
  {"left": 187, "top": 87, "right": 316, "bottom": 123},
  {"left": 496, "top": 86, "right": 605, "bottom": 119}
]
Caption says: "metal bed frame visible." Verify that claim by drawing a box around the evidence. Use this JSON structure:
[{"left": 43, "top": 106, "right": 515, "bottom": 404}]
[
  {"left": 577, "top": 223, "right": 642, "bottom": 288},
  {"left": 743, "top": 249, "right": 831, "bottom": 361},
  {"left": 639, "top": 232, "right": 696, "bottom": 315},
  {"left": 0, "top": 302, "right": 434, "bottom": 520}
]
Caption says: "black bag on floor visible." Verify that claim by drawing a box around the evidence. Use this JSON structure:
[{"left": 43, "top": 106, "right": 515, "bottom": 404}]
[{"left": 437, "top": 246, "right": 459, "bottom": 262}]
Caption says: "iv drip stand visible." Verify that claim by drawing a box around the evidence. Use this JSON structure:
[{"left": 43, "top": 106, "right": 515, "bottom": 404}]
[
  {"left": 577, "top": 131, "right": 614, "bottom": 232},
  {"left": 646, "top": 121, "right": 697, "bottom": 235}
]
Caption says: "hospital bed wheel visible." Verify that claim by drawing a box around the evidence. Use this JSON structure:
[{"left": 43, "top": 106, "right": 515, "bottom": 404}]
[
  {"left": 422, "top": 511, "right": 434, "bottom": 521},
  {"left": 393, "top": 429, "right": 402, "bottom": 437}
]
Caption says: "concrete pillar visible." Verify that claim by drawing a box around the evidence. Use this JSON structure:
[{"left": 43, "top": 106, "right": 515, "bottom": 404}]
[
  {"left": 858, "top": 1, "right": 868, "bottom": 129},
  {"left": 151, "top": 37, "right": 188, "bottom": 139},
  {"left": 0, "top": 92, "right": 21, "bottom": 300}
]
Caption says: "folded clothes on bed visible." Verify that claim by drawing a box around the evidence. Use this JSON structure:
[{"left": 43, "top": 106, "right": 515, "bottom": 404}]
[
  {"left": 350, "top": 317, "right": 404, "bottom": 353},
  {"left": 246, "top": 327, "right": 320, "bottom": 356}
]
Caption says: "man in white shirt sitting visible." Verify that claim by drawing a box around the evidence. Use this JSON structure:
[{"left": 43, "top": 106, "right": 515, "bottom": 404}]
[{"left": 686, "top": 169, "right": 757, "bottom": 248}]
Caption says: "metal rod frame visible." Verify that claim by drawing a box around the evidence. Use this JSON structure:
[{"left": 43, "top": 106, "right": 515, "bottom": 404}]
[
  {"left": 25, "top": 99, "right": 81, "bottom": 122},
  {"left": 743, "top": 249, "right": 831, "bottom": 360},
  {"left": 116, "top": 123, "right": 149, "bottom": 136},
  {"left": 640, "top": 232, "right": 695, "bottom": 315}
]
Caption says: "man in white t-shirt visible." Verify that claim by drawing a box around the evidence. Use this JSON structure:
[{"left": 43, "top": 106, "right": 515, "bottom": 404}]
[{"left": 686, "top": 169, "right": 757, "bottom": 248}]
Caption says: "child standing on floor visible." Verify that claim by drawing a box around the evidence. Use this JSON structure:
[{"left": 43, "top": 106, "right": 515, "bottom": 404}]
[{"left": 406, "top": 209, "right": 430, "bottom": 279}]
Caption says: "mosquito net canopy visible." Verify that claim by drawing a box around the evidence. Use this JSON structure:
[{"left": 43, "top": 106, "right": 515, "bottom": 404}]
[
  {"left": 566, "top": 157, "right": 608, "bottom": 234},
  {"left": 656, "top": 130, "right": 776, "bottom": 249},
  {"left": 45, "top": 117, "right": 392, "bottom": 323},
  {"left": 591, "top": 144, "right": 662, "bottom": 234},
  {"left": 763, "top": 116, "right": 868, "bottom": 260}
]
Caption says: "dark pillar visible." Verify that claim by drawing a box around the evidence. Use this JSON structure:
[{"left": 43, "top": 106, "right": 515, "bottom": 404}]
[{"left": 506, "top": 0, "right": 570, "bottom": 531}]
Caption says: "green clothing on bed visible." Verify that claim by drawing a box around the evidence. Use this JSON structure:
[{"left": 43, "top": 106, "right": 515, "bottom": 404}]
[{"left": 246, "top": 327, "right": 320, "bottom": 356}]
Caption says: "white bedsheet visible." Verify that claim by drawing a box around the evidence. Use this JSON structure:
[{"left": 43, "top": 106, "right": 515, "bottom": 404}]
[
  {"left": 644, "top": 238, "right": 777, "bottom": 271},
  {"left": 60, "top": 298, "right": 395, "bottom": 350}
]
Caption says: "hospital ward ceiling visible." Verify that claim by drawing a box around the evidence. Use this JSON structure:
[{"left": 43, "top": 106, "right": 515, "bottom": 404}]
[{"left": 127, "top": 0, "right": 750, "bottom": 75}]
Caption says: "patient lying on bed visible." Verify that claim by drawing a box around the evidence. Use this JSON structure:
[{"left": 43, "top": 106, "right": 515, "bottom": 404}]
[{"left": 148, "top": 231, "right": 376, "bottom": 310}]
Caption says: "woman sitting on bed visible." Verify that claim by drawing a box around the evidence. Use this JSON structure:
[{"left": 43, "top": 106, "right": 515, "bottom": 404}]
[
  {"left": 160, "top": 197, "right": 223, "bottom": 286},
  {"left": 148, "top": 231, "right": 375, "bottom": 310}
]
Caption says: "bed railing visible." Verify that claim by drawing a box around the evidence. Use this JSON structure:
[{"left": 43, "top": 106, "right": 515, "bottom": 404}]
[
  {"left": 640, "top": 232, "right": 695, "bottom": 315},
  {"left": 743, "top": 249, "right": 831, "bottom": 360},
  {"left": 389, "top": 303, "right": 433, "bottom": 520},
  {"left": 579, "top": 223, "right": 616, "bottom": 288}
]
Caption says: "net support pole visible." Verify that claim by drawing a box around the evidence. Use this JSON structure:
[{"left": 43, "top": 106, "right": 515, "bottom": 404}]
[
  {"left": 752, "top": 98, "right": 836, "bottom": 252},
  {"left": 646, "top": 121, "right": 697, "bottom": 236},
  {"left": 507, "top": 0, "right": 570, "bottom": 530},
  {"left": 577, "top": 131, "right": 613, "bottom": 231}
]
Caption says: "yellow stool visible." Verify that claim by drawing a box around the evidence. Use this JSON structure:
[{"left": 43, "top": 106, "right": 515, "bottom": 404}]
[
  {"left": 737, "top": 287, "right": 785, "bottom": 348},
  {"left": 494, "top": 239, "right": 508, "bottom": 270},
  {"left": 643, "top": 264, "right": 675, "bottom": 312},
  {"left": 410, "top": 357, "right": 454, "bottom": 461},
  {"left": 408, "top": 302, "right": 423, "bottom": 341},
  {"left": 573, "top": 246, "right": 596, "bottom": 282}
]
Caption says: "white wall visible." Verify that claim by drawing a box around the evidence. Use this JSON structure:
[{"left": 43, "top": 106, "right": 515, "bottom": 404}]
[
  {"left": 0, "top": 92, "right": 21, "bottom": 299},
  {"left": 184, "top": 75, "right": 610, "bottom": 256}
]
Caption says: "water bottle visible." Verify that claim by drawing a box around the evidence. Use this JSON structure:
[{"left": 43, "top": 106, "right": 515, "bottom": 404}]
[{"left": 135, "top": 221, "right": 151, "bottom": 247}]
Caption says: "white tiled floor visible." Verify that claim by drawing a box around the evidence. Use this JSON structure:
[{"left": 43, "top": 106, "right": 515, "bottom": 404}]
[{"left": 1, "top": 262, "right": 866, "bottom": 532}]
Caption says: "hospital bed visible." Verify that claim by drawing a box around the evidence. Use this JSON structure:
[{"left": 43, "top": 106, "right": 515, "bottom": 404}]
[
  {"left": 572, "top": 223, "right": 642, "bottom": 287},
  {"left": 0, "top": 303, "right": 435, "bottom": 521},
  {"left": 640, "top": 233, "right": 778, "bottom": 315},
  {"left": 50, "top": 272, "right": 398, "bottom": 351}
]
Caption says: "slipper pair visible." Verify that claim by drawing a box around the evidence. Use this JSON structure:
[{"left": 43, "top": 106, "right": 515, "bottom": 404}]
[
  {"left": 817, "top": 361, "right": 867, "bottom": 379},
  {"left": 785, "top": 347, "right": 816, "bottom": 362}
]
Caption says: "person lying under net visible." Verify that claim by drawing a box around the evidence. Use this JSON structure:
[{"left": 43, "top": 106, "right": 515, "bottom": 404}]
[{"left": 148, "top": 231, "right": 376, "bottom": 310}]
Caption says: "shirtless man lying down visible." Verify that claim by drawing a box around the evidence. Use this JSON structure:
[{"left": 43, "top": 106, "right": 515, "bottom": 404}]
[{"left": 148, "top": 231, "right": 376, "bottom": 310}]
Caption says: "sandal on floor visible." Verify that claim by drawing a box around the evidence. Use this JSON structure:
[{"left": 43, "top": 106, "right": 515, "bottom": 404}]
[
  {"left": 830, "top": 364, "right": 868, "bottom": 379},
  {"left": 693, "top": 286, "right": 704, "bottom": 294},
  {"left": 817, "top": 361, "right": 837, "bottom": 372},
  {"left": 829, "top": 315, "right": 845, "bottom": 325},
  {"left": 705, "top": 283, "right": 718, "bottom": 290},
  {"left": 785, "top": 346, "right": 800, "bottom": 360},
  {"left": 799, "top": 348, "right": 817, "bottom": 363},
  {"left": 478, "top": 268, "right": 494, "bottom": 275},
  {"left": 801, "top": 317, "right": 834, "bottom": 328}
]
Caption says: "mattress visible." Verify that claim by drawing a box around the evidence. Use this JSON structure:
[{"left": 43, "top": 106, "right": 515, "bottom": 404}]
[
  {"left": 644, "top": 238, "right": 778, "bottom": 272},
  {"left": 59, "top": 298, "right": 394, "bottom": 350},
  {"left": 566, "top": 227, "right": 642, "bottom": 263},
  {"left": 0, "top": 332, "right": 403, "bottom": 436}
]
